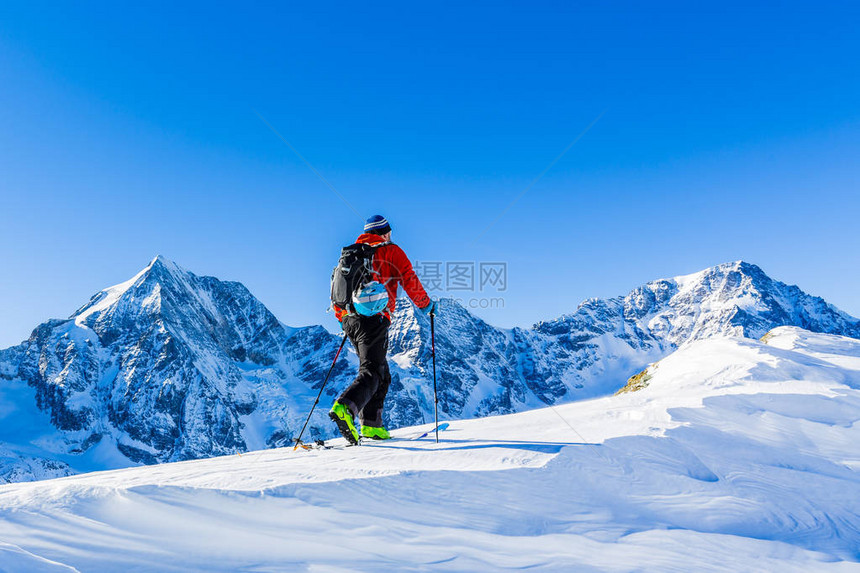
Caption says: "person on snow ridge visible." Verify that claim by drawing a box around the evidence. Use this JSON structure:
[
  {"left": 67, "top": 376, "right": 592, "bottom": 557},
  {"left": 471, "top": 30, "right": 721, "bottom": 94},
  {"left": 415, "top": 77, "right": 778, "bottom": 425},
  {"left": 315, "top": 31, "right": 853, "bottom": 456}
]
[{"left": 329, "top": 214, "right": 436, "bottom": 444}]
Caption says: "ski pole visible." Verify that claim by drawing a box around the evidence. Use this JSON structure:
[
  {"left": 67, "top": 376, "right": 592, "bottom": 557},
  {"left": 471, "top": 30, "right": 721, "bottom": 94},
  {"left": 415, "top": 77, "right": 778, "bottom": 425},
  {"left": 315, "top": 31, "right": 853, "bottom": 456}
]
[
  {"left": 293, "top": 333, "right": 348, "bottom": 450},
  {"left": 430, "top": 307, "right": 439, "bottom": 443}
]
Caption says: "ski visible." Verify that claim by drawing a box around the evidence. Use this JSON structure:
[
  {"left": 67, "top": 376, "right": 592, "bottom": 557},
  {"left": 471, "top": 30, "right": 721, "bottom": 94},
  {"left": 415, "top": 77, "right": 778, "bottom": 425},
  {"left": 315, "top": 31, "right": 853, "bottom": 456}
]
[
  {"left": 293, "top": 438, "right": 358, "bottom": 451},
  {"left": 409, "top": 422, "right": 449, "bottom": 440},
  {"left": 363, "top": 423, "right": 450, "bottom": 443},
  {"left": 294, "top": 423, "right": 450, "bottom": 451}
]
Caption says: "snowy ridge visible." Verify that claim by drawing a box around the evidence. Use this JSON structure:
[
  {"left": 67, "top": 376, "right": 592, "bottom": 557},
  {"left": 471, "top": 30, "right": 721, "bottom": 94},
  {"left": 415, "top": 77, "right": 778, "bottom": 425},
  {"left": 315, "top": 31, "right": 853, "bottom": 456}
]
[
  {"left": 71, "top": 256, "right": 164, "bottom": 324},
  {"left": 389, "top": 260, "right": 860, "bottom": 420},
  {"left": 0, "top": 258, "right": 858, "bottom": 483},
  {"left": 0, "top": 327, "right": 857, "bottom": 571}
]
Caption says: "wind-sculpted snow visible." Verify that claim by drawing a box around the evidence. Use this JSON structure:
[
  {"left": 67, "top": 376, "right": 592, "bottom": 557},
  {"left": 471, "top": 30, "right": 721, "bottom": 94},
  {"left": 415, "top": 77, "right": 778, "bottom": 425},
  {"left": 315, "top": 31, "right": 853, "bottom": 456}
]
[
  {"left": 0, "top": 328, "right": 857, "bottom": 570},
  {"left": 0, "top": 257, "right": 858, "bottom": 483}
]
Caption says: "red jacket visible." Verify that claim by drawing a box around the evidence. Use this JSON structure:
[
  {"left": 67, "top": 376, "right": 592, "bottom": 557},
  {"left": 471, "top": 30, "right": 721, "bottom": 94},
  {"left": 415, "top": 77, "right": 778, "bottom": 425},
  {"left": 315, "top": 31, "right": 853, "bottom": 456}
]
[{"left": 334, "top": 233, "right": 431, "bottom": 321}]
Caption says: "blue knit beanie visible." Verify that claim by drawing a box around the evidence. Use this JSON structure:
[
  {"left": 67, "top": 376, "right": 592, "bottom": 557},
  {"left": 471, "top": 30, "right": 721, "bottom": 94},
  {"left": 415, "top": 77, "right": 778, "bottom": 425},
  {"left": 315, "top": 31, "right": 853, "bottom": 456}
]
[{"left": 364, "top": 214, "right": 391, "bottom": 235}]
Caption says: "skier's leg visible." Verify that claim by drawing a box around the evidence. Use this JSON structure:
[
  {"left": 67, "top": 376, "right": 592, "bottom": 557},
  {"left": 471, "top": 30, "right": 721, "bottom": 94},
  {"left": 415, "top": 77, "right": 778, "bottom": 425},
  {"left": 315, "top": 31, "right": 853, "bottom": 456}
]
[
  {"left": 359, "top": 317, "right": 392, "bottom": 428},
  {"left": 359, "top": 362, "right": 390, "bottom": 429},
  {"left": 337, "top": 315, "right": 388, "bottom": 417}
]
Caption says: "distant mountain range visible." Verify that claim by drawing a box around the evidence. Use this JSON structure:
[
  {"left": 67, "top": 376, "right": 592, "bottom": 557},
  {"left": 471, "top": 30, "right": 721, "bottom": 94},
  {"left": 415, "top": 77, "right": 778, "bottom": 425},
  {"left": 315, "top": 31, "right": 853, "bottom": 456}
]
[{"left": 1, "top": 256, "right": 857, "bottom": 482}]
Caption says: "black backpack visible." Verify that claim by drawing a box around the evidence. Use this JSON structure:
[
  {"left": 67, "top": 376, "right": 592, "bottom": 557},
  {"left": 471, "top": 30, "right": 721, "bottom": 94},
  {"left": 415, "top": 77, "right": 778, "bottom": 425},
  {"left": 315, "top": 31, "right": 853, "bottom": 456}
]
[{"left": 330, "top": 242, "right": 389, "bottom": 312}]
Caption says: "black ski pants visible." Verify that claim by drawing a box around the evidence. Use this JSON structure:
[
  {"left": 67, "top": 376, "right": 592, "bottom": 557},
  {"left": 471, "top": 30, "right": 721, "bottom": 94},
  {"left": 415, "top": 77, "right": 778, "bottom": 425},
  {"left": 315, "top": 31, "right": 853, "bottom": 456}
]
[{"left": 337, "top": 313, "right": 391, "bottom": 428}]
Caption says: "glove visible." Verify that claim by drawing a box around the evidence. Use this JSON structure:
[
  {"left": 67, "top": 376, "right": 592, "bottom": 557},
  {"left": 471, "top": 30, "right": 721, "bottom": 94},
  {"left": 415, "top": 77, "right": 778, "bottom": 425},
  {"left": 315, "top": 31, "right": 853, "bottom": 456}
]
[{"left": 420, "top": 300, "right": 437, "bottom": 316}]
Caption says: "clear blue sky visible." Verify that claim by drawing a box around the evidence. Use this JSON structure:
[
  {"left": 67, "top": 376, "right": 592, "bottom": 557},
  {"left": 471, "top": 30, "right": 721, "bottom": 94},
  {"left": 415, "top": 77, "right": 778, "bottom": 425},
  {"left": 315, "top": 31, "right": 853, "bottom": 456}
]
[{"left": 1, "top": 1, "right": 859, "bottom": 349}]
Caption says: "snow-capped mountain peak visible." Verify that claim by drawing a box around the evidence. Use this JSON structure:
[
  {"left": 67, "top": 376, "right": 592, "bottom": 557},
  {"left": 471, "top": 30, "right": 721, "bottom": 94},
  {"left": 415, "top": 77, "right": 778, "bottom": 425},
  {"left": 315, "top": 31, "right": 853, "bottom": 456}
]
[
  {"left": 1, "top": 256, "right": 334, "bottom": 477},
  {"left": 71, "top": 255, "right": 193, "bottom": 325}
]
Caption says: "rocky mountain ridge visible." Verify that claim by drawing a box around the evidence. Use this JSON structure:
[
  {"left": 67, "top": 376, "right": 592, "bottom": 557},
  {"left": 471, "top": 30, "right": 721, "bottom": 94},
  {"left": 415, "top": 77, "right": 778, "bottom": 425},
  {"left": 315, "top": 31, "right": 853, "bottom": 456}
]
[{"left": 0, "top": 257, "right": 857, "bottom": 482}]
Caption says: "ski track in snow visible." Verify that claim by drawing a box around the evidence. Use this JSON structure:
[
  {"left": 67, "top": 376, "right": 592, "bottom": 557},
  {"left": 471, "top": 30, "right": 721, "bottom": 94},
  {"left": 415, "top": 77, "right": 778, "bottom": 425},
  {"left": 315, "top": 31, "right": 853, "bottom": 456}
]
[{"left": 1, "top": 327, "right": 859, "bottom": 572}]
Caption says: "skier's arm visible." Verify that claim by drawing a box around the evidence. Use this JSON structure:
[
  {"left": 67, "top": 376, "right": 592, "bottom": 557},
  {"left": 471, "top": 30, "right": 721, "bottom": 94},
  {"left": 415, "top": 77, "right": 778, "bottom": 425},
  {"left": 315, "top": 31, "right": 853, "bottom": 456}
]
[{"left": 388, "top": 245, "right": 431, "bottom": 309}]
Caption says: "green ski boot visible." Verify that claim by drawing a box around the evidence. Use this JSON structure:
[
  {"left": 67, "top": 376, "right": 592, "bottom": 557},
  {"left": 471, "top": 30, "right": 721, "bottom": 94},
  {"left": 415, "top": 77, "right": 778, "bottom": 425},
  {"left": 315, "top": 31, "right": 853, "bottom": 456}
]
[
  {"left": 361, "top": 425, "right": 391, "bottom": 440},
  {"left": 329, "top": 401, "right": 360, "bottom": 445}
]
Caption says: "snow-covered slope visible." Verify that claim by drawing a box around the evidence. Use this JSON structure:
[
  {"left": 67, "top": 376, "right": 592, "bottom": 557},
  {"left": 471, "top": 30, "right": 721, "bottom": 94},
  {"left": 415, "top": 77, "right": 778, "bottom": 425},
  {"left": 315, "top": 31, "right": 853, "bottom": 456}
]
[
  {"left": 0, "top": 327, "right": 857, "bottom": 571},
  {"left": 0, "top": 258, "right": 858, "bottom": 483}
]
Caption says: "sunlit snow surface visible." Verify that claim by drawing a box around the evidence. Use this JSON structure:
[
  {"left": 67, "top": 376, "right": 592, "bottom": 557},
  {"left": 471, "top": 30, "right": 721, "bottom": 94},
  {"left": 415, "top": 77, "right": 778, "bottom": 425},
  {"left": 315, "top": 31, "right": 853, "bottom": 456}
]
[{"left": 0, "top": 327, "right": 858, "bottom": 572}]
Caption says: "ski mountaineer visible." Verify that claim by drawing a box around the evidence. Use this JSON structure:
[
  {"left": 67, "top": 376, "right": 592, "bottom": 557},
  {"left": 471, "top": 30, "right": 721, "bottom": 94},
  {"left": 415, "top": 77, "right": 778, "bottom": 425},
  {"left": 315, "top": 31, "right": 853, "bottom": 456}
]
[{"left": 329, "top": 215, "right": 436, "bottom": 444}]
